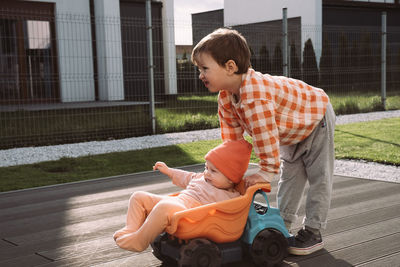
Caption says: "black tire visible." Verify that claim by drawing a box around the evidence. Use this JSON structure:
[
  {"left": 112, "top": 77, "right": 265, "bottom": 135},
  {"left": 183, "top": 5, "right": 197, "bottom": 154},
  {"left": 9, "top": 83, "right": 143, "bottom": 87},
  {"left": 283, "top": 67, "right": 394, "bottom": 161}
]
[
  {"left": 179, "top": 238, "right": 222, "bottom": 267},
  {"left": 251, "top": 229, "right": 288, "bottom": 267},
  {"left": 151, "top": 233, "right": 175, "bottom": 265}
]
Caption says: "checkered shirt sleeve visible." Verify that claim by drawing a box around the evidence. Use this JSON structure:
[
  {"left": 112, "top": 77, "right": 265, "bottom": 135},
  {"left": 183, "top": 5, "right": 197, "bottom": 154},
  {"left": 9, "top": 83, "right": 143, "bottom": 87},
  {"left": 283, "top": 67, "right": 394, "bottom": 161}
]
[{"left": 218, "top": 91, "right": 244, "bottom": 140}]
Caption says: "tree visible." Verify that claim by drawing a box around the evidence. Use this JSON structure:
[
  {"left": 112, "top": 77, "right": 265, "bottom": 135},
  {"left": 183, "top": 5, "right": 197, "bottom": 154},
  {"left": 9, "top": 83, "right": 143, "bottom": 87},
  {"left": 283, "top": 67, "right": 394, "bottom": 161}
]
[
  {"left": 350, "top": 39, "right": 360, "bottom": 91},
  {"left": 289, "top": 41, "right": 301, "bottom": 80},
  {"left": 338, "top": 33, "right": 350, "bottom": 92},
  {"left": 259, "top": 45, "right": 271, "bottom": 74},
  {"left": 271, "top": 42, "right": 282, "bottom": 76},
  {"left": 302, "top": 38, "right": 319, "bottom": 86},
  {"left": 249, "top": 46, "right": 258, "bottom": 72},
  {"left": 359, "top": 33, "right": 374, "bottom": 91},
  {"left": 395, "top": 48, "right": 400, "bottom": 93},
  {"left": 320, "top": 34, "right": 334, "bottom": 92}
]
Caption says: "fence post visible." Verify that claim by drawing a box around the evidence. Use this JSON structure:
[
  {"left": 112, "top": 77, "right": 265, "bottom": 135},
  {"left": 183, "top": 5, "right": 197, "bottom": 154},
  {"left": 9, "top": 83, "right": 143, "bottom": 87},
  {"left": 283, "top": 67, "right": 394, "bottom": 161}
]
[
  {"left": 288, "top": 45, "right": 291, "bottom": 78},
  {"left": 381, "top": 11, "right": 387, "bottom": 110},
  {"left": 146, "top": 0, "right": 156, "bottom": 134},
  {"left": 282, "top": 8, "right": 288, "bottom": 77}
]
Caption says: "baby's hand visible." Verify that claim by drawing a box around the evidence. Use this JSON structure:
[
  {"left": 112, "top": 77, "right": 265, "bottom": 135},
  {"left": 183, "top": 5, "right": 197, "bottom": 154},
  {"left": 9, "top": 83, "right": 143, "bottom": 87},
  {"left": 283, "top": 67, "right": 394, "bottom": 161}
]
[{"left": 153, "top": 161, "right": 169, "bottom": 175}]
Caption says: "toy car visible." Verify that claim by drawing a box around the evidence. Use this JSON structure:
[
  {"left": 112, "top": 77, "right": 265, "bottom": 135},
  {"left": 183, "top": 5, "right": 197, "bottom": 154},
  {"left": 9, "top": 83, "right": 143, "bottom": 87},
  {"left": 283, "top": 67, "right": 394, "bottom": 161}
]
[{"left": 151, "top": 181, "right": 292, "bottom": 267}]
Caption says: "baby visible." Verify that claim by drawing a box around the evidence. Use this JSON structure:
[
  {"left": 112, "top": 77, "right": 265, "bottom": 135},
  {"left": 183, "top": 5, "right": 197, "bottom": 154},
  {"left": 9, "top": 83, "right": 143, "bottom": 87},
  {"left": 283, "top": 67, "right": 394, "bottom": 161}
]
[{"left": 113, "top": 139, "right": 253, "bottom": 252}]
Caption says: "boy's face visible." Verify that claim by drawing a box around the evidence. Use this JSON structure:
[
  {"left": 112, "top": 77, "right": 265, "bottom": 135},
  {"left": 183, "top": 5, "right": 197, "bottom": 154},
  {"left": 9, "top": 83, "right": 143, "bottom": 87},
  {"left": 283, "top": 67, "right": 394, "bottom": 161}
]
[
  {"left": 195, "top": 53, "right": 232, "bottom": 93},
  {"left": 204, "top": 160, "right": 234, "bottom": 190}
]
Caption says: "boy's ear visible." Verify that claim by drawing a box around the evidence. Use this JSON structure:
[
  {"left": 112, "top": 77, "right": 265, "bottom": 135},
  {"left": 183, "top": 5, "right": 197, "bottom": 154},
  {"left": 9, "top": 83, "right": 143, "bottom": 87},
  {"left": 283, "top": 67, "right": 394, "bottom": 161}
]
[{"left": 224, "top": 60, "right": 239, "bottom": 75}]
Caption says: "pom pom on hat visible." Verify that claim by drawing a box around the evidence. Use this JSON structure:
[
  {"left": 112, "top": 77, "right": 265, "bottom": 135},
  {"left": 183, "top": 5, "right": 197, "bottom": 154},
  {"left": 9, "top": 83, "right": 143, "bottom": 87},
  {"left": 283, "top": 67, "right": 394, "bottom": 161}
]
[{"left": 205, "top": 139, "right": 252, "bottom": 184}]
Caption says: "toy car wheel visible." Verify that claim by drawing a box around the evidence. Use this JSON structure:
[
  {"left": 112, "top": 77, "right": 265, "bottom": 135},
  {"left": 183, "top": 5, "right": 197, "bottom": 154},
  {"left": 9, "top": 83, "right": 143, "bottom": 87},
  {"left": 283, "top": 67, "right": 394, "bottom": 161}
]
[
  {"left": 151, "top": 233, "right": 175, "bottom": 264},
  {"left": 179, "top": 238, "right": 222, "bottom": 267},
  {"left": 251, "top": 228, "right": 288, "bottom": 266}
]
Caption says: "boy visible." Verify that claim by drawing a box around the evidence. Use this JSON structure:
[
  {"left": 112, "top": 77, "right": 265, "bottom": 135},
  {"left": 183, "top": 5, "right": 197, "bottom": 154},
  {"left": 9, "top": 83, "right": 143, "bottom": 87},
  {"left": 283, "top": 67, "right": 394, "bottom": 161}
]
[
  {"left": 191, "top": 28, "right": 335, "bottom": 255},
  {"left": 113, "top": 139, "right": 252, "bottom": 252}
]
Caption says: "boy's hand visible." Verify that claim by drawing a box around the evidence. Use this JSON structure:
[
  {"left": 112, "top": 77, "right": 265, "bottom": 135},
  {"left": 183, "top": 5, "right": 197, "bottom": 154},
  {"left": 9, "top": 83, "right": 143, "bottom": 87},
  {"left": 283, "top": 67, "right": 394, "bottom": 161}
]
[
  {"left": 244, "top": 173, "right": 270, "bottom": 188},
  {"left": 153, "top": 161, "right": 170, "bottom": 176}
]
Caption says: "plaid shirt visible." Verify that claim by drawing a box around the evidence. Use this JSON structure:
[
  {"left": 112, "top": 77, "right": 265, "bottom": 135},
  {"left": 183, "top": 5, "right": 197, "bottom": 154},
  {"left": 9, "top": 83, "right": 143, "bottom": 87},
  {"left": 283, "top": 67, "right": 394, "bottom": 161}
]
[{"left": 218, "top": 68, "right": 329, "bottom": 173}]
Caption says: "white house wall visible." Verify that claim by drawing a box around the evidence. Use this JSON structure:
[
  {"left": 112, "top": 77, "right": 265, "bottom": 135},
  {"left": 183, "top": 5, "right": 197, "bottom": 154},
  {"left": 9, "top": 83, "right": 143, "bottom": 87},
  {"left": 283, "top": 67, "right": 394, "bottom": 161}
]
[
  {"left": 27, "top": 0, "right": 96, "bottom": 102},
  {"left": 161, "top": 0, "right": 178, "bottom": 95},
  {"left": 26, "top": 0, "right": 177, "bottom": 101},
  {"left": 224, "top": 0, "right": 323, "bottom": 63},
  {"left": 94, "top": 0, "right": 124, "bottom": 101}
]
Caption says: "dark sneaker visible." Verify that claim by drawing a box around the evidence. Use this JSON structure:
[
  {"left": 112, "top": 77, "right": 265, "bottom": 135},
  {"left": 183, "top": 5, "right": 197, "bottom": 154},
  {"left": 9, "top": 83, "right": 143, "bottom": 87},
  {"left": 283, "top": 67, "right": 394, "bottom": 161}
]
[{"left": 288, "top": 228, "right": 324, "bottom": 255}]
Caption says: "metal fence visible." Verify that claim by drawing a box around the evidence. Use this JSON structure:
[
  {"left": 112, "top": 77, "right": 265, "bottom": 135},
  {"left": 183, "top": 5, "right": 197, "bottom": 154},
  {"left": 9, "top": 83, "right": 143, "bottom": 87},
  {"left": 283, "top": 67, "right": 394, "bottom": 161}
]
[{"left": 0, "top": 8, "right": 399, "bottom": 149}]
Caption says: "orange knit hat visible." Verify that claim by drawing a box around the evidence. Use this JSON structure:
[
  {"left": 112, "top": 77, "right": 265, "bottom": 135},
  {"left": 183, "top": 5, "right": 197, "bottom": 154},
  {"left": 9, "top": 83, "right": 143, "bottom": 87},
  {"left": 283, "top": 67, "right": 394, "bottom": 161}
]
[{"left": 204, "top": 139, "right": 252, "bottom": 184}]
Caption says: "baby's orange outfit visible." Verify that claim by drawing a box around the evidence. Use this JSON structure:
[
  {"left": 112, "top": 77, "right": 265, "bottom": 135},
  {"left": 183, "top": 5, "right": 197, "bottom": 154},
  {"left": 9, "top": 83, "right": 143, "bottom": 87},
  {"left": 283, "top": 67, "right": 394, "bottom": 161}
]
[{"left": 113, "top": 168, "right": 240, "bottom": 252}]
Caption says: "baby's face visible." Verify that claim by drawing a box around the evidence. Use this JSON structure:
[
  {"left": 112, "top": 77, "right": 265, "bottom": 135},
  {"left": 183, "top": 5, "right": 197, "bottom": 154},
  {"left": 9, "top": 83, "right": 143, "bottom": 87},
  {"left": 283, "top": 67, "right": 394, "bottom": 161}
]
[{"left": 204, "top": 160, "right": 234, "bottom": 190}]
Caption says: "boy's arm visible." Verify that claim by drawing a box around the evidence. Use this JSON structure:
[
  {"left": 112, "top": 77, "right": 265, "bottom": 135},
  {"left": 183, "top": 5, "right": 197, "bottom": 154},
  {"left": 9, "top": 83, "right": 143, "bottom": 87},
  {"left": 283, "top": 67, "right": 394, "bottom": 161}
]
[
  {"left": 217, "top": 92, "right": 280, "bottom": 181},
  {"left": 218, "top": 93, "right": 244, "bottom": 140},
  {"left": 245, "top": 169, "right": 276, "bottom": 187},
  {"left": 243, "top": 99, "right": 281, "bottom": 174}
]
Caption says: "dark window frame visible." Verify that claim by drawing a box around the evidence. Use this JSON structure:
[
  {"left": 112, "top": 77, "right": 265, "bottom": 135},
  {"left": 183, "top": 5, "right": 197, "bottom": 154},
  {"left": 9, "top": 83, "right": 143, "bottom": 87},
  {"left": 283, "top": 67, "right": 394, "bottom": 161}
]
[{"left": 0, "top": 0, "right": 59, "bottom": 103}]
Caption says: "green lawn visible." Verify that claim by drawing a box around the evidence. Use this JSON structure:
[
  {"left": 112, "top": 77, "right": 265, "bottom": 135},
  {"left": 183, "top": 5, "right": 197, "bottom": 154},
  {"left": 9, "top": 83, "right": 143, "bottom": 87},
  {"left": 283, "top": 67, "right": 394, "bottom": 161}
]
[
  {"left": 335, "top": 117, "right": 400, "bottom": 165},
  {"left": 155, "top": 93, "right": 400, "bottom": 134},
  {"left": 1, "top": 117, "right": 399, "bottom": 192}
]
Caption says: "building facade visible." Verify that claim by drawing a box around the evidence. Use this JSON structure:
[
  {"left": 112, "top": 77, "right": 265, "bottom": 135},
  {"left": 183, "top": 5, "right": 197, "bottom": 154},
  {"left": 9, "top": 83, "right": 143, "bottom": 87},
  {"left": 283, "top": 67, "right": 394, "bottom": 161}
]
[
  {"left": 192, "top": 0, "right": 400, "bottom": 91},
  {"left": 0, "top": 0, "right": 177, "bottom": 103}
]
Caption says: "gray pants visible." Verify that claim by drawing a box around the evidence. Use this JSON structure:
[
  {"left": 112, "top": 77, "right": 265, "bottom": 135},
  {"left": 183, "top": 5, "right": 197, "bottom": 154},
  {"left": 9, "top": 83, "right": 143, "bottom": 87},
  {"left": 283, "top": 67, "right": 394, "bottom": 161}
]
[{"left": 277, "top": 103, "right": 335, "bottom": 230}]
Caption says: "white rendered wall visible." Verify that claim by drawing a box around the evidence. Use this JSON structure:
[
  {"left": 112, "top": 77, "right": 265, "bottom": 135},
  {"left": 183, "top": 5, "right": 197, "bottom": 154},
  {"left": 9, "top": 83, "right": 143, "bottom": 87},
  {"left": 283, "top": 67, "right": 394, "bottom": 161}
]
[
  {"left": 224, "top": 0, "right": 323, "bottom": 63},
  {"left": 162, "top": 0, "right": 177, "bottom": 95},
  {"left": 28, "top": 0, "right": 96, "bottom": 102},
  {"left": 94, "top": 0, "right": 124, "bottom": 101}
]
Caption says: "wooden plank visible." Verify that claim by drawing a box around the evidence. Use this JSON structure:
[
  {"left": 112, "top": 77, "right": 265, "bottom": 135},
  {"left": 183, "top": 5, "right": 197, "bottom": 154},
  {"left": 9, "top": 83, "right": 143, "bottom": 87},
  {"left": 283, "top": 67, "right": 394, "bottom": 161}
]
[
  {"left": 286, "top": 189, "right": 400, "bottom": 231},
  {"left": 0, "top": 202, "right": 126, "bottom": 238},
  {"left": 323, "top": 204, "right": 400, "bottom": 235},
  {"left": 0, "top": 253, "right": 51, "bottom": 267},
  {"left": 5, "top": 214, "right": 125, "bottom": 246},
  {"left": 0, "top": 225, "right": 117, "bottom": 262},
  {"left": 0, "top": 165, "right": 203, "bottom": 214},
  {"left": 287, "top": 232, "right": 400, "bottom": 267},
  {"left": 325, "top": 217, "right": 399, "bottom": 252},
  {"left": 0, "top": 181, "right": 180, "bottom": 223},
  {"left": 0, "top": 183, "right": 181, "bottom": 237},
  {"left": 36, "top": 237, "right": 115, "bottom": 261},
  {"left": 355, "top": 251, "right": 400, "bottom": 267},
  {"left": 0, "top": 169, "right": 174, "bottom": 209},
  {"left": 331, "top": 178, "right": 395, "bottom": 199},
  {"left": 91, "top": 250, "right": 163, "bottom": 267},
  {"left": 0, "top": 239, "right": 15, "bottom": 250},
  {"left": 308, "top": 182, "right": 399, "bottom": 222},
  {"left": 36, "top": 246, "right": 151, "bottom": 267},
  {"left": 331, "top": 176, "right": 376, "bottom": 190},
  {"left": 330, "top": 180, "right": 399, "bottom": 209}
]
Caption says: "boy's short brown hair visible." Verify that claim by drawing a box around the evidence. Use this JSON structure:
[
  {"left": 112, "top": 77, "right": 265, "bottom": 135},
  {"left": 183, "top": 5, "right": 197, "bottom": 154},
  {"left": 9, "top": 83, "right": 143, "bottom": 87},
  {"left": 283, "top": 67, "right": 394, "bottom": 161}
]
[{"left": 191, "top": 28, "right": 251, "bottom": 74}]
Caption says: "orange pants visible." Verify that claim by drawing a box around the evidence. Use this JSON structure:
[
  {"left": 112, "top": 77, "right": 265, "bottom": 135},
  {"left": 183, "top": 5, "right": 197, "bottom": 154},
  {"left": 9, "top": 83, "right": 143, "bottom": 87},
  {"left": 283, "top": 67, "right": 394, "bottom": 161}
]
[{"left": 113, "top": 191, "right": 200, "bottom": 252}]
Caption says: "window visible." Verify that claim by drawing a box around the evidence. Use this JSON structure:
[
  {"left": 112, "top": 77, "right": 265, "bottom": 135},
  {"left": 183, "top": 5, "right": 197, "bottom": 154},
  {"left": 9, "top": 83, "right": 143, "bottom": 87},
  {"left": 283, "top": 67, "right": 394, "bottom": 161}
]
[{"left": 0, "top": 1, "right": 58, "bottom": 103}]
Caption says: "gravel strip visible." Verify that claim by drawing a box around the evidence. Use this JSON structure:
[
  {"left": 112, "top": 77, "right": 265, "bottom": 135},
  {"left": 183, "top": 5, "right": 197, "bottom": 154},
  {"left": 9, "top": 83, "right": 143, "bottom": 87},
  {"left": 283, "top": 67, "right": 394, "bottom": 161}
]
[
  {"left": 335, "top": 109, "right": 400, "bottom": 125},
  {"left": 1, "top": 110, "right": 399, "bottom": 183}
]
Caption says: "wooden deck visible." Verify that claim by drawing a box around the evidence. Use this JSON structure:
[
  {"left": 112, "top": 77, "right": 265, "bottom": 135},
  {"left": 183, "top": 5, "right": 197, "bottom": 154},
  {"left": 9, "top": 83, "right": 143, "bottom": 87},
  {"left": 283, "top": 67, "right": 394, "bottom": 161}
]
[{"left": 1, "top": 164, "right": 399, "bottom": 267}]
